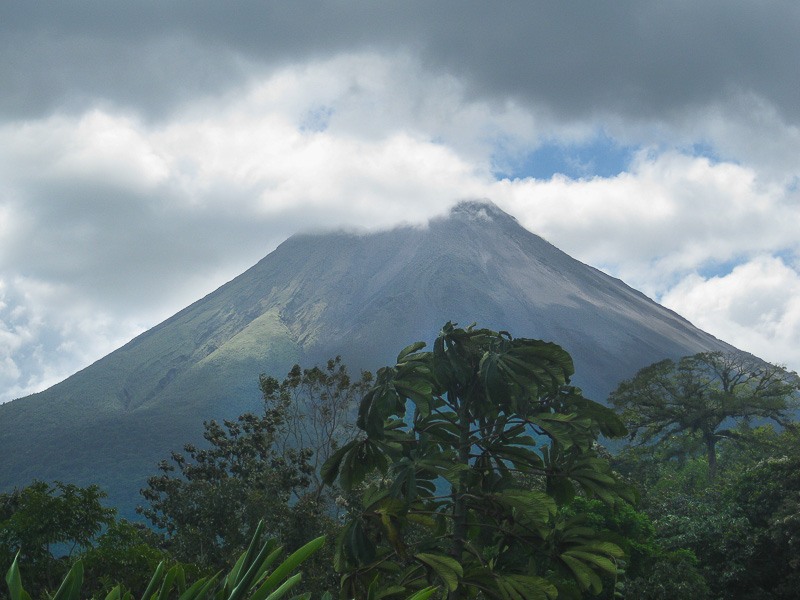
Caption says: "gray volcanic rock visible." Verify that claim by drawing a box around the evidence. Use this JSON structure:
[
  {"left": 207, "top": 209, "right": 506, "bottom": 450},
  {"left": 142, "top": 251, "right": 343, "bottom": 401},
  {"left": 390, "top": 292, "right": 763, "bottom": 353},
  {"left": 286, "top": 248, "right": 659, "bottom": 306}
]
[{"left": 0, "top": 201, "right": 734, "bottom": 516}]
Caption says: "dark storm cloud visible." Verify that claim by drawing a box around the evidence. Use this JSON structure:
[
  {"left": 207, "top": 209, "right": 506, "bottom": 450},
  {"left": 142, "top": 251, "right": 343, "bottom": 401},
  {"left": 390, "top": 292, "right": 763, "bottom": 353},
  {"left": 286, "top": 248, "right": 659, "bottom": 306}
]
[{"left": 2, "top": 1, "right": 799, "bottom": 123}]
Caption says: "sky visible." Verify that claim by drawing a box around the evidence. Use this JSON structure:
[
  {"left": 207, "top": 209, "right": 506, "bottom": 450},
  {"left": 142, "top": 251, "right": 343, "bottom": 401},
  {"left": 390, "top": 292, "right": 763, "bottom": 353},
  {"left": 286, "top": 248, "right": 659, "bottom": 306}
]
[{"left": 1, "top": 1, "right": 799, "bottom": 403}]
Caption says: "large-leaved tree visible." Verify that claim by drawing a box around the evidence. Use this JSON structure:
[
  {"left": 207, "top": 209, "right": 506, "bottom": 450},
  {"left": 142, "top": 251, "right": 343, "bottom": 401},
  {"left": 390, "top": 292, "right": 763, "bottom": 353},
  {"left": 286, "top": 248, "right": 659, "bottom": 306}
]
[
  {"left": 322, "top": 322, "right": 633, "bottom": 600},
  {"left": 610, "top": 351, "right": 798, "bottom": 479}
]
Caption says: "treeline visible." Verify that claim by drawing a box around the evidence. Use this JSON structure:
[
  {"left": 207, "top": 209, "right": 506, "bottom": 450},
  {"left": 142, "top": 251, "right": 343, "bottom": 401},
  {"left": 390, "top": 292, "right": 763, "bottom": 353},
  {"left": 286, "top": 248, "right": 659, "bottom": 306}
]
[{"left": 2, "top": 324, "right": 798, "bottom": 599}]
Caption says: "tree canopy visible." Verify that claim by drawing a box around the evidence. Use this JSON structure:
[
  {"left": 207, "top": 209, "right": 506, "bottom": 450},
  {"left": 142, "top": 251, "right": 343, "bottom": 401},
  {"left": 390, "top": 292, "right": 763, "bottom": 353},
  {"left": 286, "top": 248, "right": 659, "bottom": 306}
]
[
  {"left": 138, "top": 358, "right": 370, "bottom": 588},
  {"left": 322, "top": 322, "right": 633, "bottom": 600},
  {"left": 0, "top": 481, "right": 115, "bottom": 596},
  {"left": 610, "top": 351, "right": 798, "bottom": 479}
]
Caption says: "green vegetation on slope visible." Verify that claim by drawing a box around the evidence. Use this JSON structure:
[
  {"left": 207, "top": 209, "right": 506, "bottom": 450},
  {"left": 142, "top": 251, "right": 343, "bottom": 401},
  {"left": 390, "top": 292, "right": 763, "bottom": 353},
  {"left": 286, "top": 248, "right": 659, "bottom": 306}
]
[{"left": 3, "top": 327, "right": 798, "bottom": 599}]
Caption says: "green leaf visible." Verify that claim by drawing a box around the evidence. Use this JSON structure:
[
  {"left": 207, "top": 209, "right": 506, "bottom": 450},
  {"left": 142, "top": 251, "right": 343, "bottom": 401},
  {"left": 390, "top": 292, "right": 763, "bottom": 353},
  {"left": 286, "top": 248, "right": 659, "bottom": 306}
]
[
  {"left": 415, "top": 553, "right": 463, "bottom": 592},
  {"left": 562, "top": 550, "right": 619, "bottom": 575},
  {"left": 395, "top": 379, "right": 433, "bottom": 416},
  {"left": 397, "top": 341, "right": 427, "bottom": 362},
  {"left": 51, "top": 560, "right": 84, "bottom": 600},
  {"left": 177, "top": 576, "right": 219, "bottom": 600},
  {"left": 251, "top": 536, "right": 325, "bottom": 600},
  {"left": 228, "top": 520, "right": 266, "bottom": 592},
  {"left": 560, "top": 554, "right": 602, "bottom": 594},
  {"left": 5, "top": 553, "right": 32, "bottom": 600},
  {"left": 260, "top": 572, "right": 302, "bottom": 600},
  {"left": 493, "top": 490, "right": 556, "bottom": 524},
  {"left": 340, "top": 519, "right": 376, "bottom": 565},
  {"left": 105, "top": 586, "right": 122, "bottom": 600},
  {"left": 321, "top": 440, "right": 355, "bottom": 485},
  {"left": 229, "top": 524, "right": 281, "bottom": 600},
  {"left": 154, "top": 565, "right": 180, "bottom": 600},
  {"left": 140, "top": 561, "right": 165, "bottom": 600},
  {"left": 405, "top": 587, "right": 438, "bottom": 600},
  {"left": 495, "top": 574, "right": 558, "bottom": 600}
]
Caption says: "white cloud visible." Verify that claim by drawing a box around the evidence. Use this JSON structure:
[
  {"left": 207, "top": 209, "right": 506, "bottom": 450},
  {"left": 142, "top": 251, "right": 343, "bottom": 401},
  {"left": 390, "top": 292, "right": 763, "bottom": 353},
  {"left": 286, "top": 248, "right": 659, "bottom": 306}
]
[
  {"left": 0, "top": 54, "right": 502, "bottom": 400},
  {"left": 660, "top": 256, "right": 800, "bottom": 373},
  {"left": 2, "top": 49, "right": 800, "bottom": 399},
  {"left": 0, "top": 275, "right": 146, "bottom": 403},
  {"left": 0, "top": 111, "right": 169, "bottom": 191},
  {"left": 490, "top": 151, "right": 800, "bottom": 296}
]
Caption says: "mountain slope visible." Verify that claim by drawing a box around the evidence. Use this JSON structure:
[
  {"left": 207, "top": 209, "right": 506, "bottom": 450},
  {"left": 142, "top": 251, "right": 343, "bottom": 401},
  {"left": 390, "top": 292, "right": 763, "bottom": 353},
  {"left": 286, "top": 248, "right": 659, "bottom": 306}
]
[{"left": 0, "top": 201, "right": 735, "bottom": 516}]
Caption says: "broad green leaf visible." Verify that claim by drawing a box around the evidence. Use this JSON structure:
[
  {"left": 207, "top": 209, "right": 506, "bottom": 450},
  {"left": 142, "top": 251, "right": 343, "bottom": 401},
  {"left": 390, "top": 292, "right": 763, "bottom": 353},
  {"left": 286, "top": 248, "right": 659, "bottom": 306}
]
[
  {"left": 104, "top": 586, "right": 122, "bottom": 600},
  {"left": 563, "top": 550, "right": 619, "bottom": 574},
  {"left": 155, "top": 565, "right": 180, "bottom": 600},
  {"left": 546, "top": 475, "right": 576, "bottom": 506},
  {"left": 405, "top": 587, "right": 438, "bottom": 600},
  {"left": 177, "top": 575, "right": 219, "bottom": 600},
  {"left": 491, "top": 445, "right": 544, "bottom": 471},
  {"left": 340, "top": 520, "right": 377, "bottom": 565},
  {"left": 407, "top": 512, "right": 437, "bottom": 529},
  {"left": 395, "top": 379, "right": 433, "bottom": 416},
  {"left": 321, "top": 440, "right": 356, "bottom": 486},
  {"left": 259, "top": 572, "right": 301, "bottom": 600},
  {"left": 229, "top": 525, "right": 282, "bottom": 600},
  {"left": 229, "top": 520, "right": 266, "bottom": 591},
  {"left": 496, "top": 574, "right": 558, "bottom": 600},
  {"left": 415, "top": 553, "right": 463, "bottom": 592},
  {"left": 252, "top": 536, "right": 325, "bottom": 600},
  {"left": 5, "top": 554, "right": 32, "bottom": 600},
  {"left": 494, "top": 490, "right": 556, "bottom": 524},
  {"left": 397, "top": 341, "right": 427, "bottom": 362},
  {"left": 52, "top": 560, "right": 83, "bottom": 600},
  {"left": 560, "top": 554, "right": 602, "bottom": 594},
  {"left": 141, "top": 561, "right": 165, "bottom": 600}
]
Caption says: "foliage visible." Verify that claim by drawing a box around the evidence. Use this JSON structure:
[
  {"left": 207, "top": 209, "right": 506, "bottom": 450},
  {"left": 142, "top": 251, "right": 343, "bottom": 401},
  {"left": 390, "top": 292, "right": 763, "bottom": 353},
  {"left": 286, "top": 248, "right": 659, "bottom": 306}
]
[
  {"left": 139, "top": 410, "right": 314, "bottom": 568},
  {"left": 259, "top": 356, "right": 373, "bottom": 489},
  {"left": 610, "top": 351, "right": 798, "bottom": 479},
  {"left": 5, "top": 519, "right": 325, "bottom": 600},
  {"left": 323, "top": 322, "right": 633, "bottom": 600},
  {"left": 80, "top": 519, "right": 175, "bottom": 598},
  {"left": 612, "top": 424, "right": 800, "bottom": 599},
  {"left": 0, "top": 481, "right": 115, "bottom": 597},
  {"left": 622, "top": 549, "right": 710, "bottom": 600},
  {"left": 139, "top": 359, "right": 369, "bottom": 594},
  {"left": 556, "top": 497, "right": 655, "bottom": 598},
  {"left": 720, "top": 426, "right": 800, "bottom": 599}
]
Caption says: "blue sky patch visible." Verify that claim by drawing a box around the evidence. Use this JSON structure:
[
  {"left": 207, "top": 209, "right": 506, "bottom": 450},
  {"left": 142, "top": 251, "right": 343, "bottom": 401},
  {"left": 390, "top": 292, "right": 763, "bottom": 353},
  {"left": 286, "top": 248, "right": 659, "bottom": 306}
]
[
  {"left": 697, "top": 257, "right": 746, "bottom": 280},
  {"left": 492, "top": 133, "right": 638, "bottom": 181},
  {"left": 300, "top": 105, "right": 334, "bottom": 133}
]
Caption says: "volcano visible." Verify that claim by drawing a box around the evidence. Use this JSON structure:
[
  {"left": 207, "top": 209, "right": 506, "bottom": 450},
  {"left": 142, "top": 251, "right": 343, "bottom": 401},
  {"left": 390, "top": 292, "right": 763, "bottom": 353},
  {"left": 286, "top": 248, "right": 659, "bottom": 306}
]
[{"left": 0, "top": 201, "right": 735, "bottom": 516}]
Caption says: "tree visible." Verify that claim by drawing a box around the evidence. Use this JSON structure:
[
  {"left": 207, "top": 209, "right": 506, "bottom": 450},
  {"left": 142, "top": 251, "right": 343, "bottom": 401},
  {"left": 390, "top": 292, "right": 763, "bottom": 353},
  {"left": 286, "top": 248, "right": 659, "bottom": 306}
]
[
  {"left": 139, "top": 359, "right": 370, "bottom": 594},
  {"left": 323, "top": 322, "right": 633, "bottom": 600},
  {"left": 610, "top": 351, "right": 798, "bottom": 479},
  {"left": 721, "top": 425, "right": 800, "bottom": 599},
  {"left": 259, "top": 356, "right": 373, "bottom": 490},
  {"left": 0, "top": 481, "right": 115, "bottom": 595},
  {"left": 80, "top": 519, "right": 174, "bottom": 597},
  {"left": 139, "top": 410, "right": 314, "bottom": 569},
  {"left": 610, "top": 422, "right": 800, "bottom": 600}
]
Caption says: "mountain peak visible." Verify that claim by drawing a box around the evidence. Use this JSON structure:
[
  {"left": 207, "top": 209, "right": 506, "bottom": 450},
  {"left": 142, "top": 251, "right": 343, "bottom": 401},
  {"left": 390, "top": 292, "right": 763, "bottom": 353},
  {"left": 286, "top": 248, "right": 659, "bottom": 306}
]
[
  {"left": 0, "top": 202, "right": 736, "bottom": 518},
  {"left": 448, "top": 200, "right": 517, "bottom": 225}
]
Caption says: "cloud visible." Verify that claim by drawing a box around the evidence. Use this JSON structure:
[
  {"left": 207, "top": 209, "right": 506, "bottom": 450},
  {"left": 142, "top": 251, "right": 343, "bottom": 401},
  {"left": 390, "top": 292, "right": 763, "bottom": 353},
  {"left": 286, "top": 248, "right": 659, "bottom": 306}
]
[
  {"left": 2, "top": 4, "right": 800, "bottom": 398},
  {"left": 661, "top": 256, "right": 800, "bottom": 373},
  {"left": 0, "top": 54, "right": 499, "bottom": 400},
  {"left": 491, "top": 151, "right": 799, "bottom": 292},
  {"left": 0, "top": 274, "right": 146, "bottom": 402},
  {"left": 4, "top": 2, "right": 799, "bottom": 127}
]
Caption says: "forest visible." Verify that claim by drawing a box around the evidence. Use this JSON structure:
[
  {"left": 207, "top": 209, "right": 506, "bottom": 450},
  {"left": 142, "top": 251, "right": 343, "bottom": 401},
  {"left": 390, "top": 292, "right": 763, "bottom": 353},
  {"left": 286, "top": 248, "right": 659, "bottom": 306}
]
[{"left": 3, "top": 323, "right": 799, "bottom": 600}]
